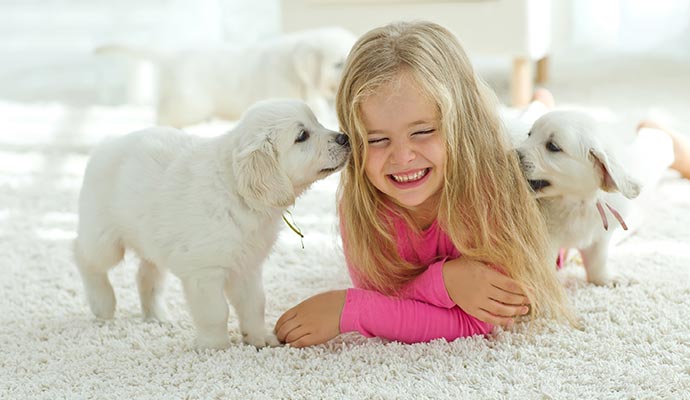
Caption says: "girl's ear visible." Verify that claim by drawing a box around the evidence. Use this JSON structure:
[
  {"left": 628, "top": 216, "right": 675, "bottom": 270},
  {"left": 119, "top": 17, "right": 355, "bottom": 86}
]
[
  {"left": 589, "top": 147, "right": 641, "bottom": 199},
  {"left": 234, "top": 138, "right": 296, "bottom": 208}
]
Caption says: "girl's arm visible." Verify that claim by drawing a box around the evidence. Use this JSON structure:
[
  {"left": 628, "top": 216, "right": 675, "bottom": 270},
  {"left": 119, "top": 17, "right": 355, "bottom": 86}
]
[
  {"left": 274, "top": 258, "right": 525, "bottom": 347},
  {"left": 350, "top": 257, "right": 530, "bottom": 328},
  {"left": 339, "top": 287, "right": 492, "bottom": 344},
  {"left": 274, "top": 287, "right": 492, "bottom": 347},
  {"left": 395, "top": 259, "right": 455, "bottom": 308}
]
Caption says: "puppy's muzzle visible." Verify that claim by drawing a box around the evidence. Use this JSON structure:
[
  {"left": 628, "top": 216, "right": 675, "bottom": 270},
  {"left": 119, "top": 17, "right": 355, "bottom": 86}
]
[{"left": 320, "top": 133, "right": 350, "bottom": 174}]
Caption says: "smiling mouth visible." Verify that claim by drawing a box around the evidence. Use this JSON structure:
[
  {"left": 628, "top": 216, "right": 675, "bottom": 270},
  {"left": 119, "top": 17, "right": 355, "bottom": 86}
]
[
  {"left": 528, "top": 179, "right": 551, "bottom": 191},
  {"left": 390, "top": 168, "right": 429, "bottom": 183}
]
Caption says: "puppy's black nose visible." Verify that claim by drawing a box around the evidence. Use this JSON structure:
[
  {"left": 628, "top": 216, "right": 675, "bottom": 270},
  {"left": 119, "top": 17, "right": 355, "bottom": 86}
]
[{"left": 335, "top": 133, "right": 349, "bottom": 146}]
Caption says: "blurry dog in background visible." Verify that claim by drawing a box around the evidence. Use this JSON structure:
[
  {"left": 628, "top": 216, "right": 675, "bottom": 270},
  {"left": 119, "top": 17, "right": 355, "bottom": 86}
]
[
  {"left": 96, "top": 27, "right": 357, "bottom": 127},
  {"left": 74, "top": 99, "right": 350, "bottom": 349},
  {"left": 516, "top": 111, "right": 643, "bottom": 285}
]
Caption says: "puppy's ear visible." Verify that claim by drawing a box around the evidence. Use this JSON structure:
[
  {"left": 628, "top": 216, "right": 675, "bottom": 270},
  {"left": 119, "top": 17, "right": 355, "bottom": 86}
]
[
  {"left": 234, "top": 139, "right": 296, "bottom": 208},
  {"left": 293, "top": 43, "right": 323, "bottom": 91},
  {"left": 589, "top": 147, "right": 641, "bottom": 199}
]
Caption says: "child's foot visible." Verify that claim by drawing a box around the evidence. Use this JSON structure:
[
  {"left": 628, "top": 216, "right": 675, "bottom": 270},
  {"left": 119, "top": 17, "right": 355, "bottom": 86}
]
[
  {"left": 637, "top": 120, "right": 690, "bottom": 179},
  {"left": 531, "top": 88, "right": 555, "bottom": 110}
]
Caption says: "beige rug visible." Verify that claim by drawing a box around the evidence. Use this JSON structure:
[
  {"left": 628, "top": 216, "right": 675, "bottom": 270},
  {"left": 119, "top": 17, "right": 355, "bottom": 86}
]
[{"left": 2, "top": 54, "right": 690, "bottom": 399}]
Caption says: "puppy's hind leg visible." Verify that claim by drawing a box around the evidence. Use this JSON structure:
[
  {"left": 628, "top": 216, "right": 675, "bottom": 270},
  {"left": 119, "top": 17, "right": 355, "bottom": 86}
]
[
  {"left": 137, "top": 259, "right": 169, "bottom": 322},
  {"left": 225, "top": 268, "right": 280, "bottom": 348},
  {"left": 181, "top": 269, "right": 231, "bottom": 349},
  {"left": 73, "top": 236, "right": 124, "bottom": 319}
]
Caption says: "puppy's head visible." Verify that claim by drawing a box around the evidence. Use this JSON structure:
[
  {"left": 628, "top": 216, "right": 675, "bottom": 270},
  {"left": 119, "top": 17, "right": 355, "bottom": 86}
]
[
  {"left": 233, "top": 99, "right": 351, "bottom": 209},
  {"left": 516, "top": 111, "right": 640, "bottom": 200},
  {"left": 292, "top": 27, "right": 357, "bottom": 98}
]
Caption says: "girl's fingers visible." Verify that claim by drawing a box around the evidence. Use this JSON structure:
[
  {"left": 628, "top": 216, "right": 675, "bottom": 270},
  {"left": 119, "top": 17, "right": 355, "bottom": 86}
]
[
  {"left": 488, "top": 286, "right": 528, "bottom": 307},
  {"left": 284, "top": 325, "right": 310, "bottom": 345},
  {"left": 275, "top": 310, "right": 296, "bottom": 333},
  {"left": 275, "top": 316, "right": 300, "bottom": 342},
  {"left": 289, "top": 334, "right": 316, "bottom": 348},
  {"left": 484, "top": 298, "right": 529, "bottom": 318},
  {"left": 490, "top": 275, "right": 526, "bottom": 297},
  {"left": 476, "top": 308, "right": 515, "bottom": 328}
]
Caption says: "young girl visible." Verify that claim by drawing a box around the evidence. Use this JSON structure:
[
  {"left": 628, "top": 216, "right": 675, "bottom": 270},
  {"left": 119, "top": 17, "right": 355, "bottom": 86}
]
[{"left": 274, "top": 21, "right": 577, "bottom": 347}]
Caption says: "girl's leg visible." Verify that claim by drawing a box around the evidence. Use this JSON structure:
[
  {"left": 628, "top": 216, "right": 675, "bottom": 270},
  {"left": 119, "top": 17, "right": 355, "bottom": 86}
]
[
  {"left": 612, "top": 121, "right": 684, "bottom": 245},
  {"left": 518, "top": 88, "right": 555, "bottom": 125},
  {"left": 637, "top": 120, "right": 690, "bottom": 180}
]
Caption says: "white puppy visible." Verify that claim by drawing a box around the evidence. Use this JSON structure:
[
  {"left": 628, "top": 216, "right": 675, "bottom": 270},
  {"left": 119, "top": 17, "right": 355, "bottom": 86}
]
[
  {"left": 516, "top": 111, "right": 643, "bottom": 285},
  {"left": 96, "top": 27, "right": 357, "bottom": 127},
  {"left": 74, "top": 99, "right": 351, "bottom": 349}
]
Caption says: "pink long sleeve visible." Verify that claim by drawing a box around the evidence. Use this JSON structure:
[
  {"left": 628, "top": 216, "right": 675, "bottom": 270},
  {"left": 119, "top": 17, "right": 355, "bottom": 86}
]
[
  {"left": 340, "top": 288, "right": 492, "bottom": 343},
  {"left": 339, "top": 216, "right": 494, "bottom": 343}
]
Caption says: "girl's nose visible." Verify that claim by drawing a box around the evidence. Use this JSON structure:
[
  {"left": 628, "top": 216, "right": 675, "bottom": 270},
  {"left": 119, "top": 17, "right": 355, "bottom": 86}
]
[{"left": 390, "top": 141, "right": 415, "bottom": 165}]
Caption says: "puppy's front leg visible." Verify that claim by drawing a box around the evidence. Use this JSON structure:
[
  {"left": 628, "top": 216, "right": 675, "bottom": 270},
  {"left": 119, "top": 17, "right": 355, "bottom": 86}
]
[
  {"left": 580, "top": 239, "right": 614, "bottom": 286},
  {"left": 181, "top": 269, "right": 230, "bottom": 349},
  {"left": 225, "top": 268, "right": 279, "bottom": 348}
]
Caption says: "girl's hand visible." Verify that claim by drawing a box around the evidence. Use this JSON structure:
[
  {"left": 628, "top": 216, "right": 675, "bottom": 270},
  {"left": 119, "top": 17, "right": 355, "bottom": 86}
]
[
  {"left": 442, "top": 258, "right": 530, "bottom": 327},
  {"left": 274, "top": 290, "right": 346, "bottom": 348}
]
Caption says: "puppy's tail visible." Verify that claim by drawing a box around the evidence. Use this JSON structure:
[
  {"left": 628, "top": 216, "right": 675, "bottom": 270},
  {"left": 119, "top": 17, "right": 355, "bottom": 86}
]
[{"left": 94, "top": 44, "right": 168, "bottom": 63}]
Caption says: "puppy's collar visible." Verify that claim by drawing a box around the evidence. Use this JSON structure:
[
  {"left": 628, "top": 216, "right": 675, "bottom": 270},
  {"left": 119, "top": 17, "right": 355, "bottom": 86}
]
[
  {"left": 282, "top": 210, "right": 305, "bottom": 249},
  {"left": 595, "top": 200, "right": 628, "bottom": 231}
]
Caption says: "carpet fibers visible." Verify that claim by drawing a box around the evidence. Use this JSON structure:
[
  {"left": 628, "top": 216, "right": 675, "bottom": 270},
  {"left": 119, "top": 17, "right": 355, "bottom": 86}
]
[{"left": 2, "top": 57, "right": 690, "bottom": 399}]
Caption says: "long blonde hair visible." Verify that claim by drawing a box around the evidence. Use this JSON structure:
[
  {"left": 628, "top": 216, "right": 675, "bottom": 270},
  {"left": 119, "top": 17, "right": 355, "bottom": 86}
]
[{"left": 336, "top": 21, "right": 576, "bottom": 325}]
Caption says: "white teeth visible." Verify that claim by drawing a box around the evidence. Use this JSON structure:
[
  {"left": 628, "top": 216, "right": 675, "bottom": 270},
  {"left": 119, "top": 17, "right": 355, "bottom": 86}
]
[{"left": 392, "top": 169, "right": 427, "bottom": 183}]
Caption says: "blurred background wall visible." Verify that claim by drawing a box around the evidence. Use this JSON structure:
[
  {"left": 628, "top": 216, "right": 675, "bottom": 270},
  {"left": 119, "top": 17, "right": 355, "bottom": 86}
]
[{"left": 0, "top": 0, "right": 688, "bottom": 108}]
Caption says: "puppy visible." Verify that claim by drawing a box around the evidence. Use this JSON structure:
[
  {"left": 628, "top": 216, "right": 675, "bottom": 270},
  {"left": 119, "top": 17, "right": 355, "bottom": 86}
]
[
  {"left": 516, "top": 111, "right": 641, "bottom": 285},
  {"left": 74, "top": 99, "right": 350, "bottom": 349},
  {"left": 96, "top": 27, "right": 357, "bottom": 127}
]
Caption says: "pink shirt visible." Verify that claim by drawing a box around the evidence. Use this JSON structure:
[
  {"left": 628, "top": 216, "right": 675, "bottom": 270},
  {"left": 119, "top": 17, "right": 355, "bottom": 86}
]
[{"left": 339, "top": 216, "right": 493, "bottom": 343}]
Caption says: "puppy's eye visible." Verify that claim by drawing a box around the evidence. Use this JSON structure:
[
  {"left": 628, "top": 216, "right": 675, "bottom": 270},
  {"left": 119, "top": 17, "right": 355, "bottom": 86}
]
[
  {"left": 546, "top": 141, "right": 561, "bottom": 152},
  {"left": 527, "top": 130, "right": 532, "bottom": 137},
  {"left": 296, "top": 129, "right": 310, "bottom": 143}
]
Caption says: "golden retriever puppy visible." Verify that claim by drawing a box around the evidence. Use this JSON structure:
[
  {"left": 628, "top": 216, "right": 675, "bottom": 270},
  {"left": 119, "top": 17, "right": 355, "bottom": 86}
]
[
  {"left": 516, "top": 111, "right": 642, "bottom": 285},
  {"left": 96, "top": 27, "right": 357, "bottom": 127},
  {"left": 74, "top": 99, "right": 350, "bottom": 349}
]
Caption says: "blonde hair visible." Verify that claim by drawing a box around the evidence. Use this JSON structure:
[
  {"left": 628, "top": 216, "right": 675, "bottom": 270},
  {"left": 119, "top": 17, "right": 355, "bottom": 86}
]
[{"left": 336, "top": 21, "right": 576, "bottom": 325}]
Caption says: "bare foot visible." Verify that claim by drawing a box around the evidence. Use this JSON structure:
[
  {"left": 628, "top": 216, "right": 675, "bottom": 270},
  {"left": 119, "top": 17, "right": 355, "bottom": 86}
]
[
  {"left": 637, "top": 120, "right": 690, "bottom": 179},
  {"left": 531, "top": 88, "right": 555, "bottom": 110}
]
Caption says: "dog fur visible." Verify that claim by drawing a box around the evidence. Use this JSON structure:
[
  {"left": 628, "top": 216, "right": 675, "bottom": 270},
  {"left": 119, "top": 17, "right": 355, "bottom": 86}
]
[
  {"left": 73, "top": 99, "right": 350, "bottom": 349},
  {"left": 516, "top": 110, "right": 642, "bottom": 285},
  {"left": 96, "top": 27, "right": 357, "bottom": 127}
]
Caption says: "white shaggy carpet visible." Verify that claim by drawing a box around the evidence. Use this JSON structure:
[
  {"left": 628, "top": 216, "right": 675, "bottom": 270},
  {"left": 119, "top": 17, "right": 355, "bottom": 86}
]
[{"left": 2, "top": 55, "right": 690, "bottom": 399}]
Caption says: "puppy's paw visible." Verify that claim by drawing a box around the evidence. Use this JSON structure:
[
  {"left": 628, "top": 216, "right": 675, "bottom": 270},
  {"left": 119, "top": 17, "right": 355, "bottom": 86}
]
[
  {"left": 603, "top": 274, "right": 637, "bottom": 288},
  {"left": 587, "top": 274, "right": 618, "bottom": 287},
  {"left": 587, "top": 271, "right": 635, "bottom": 287},
  {"left": 142, "top": 304, "right": 170, "bottom": 323},
  {"left": 86, "top": 288, "right": 116, "bottom": 319},
  {"left": 143, "top": 313, "right": 171, "bottom": 324},
  {"left": 195, "top": 334, "right": 231, "bottom": 350},
  {"left": 243, "top": 331, "right": 280, "bottom": 348}
]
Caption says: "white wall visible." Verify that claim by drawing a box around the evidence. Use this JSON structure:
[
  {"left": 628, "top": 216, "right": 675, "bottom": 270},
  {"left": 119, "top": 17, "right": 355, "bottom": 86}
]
[
  {"left": 0, "top": 0, "right": 279, "bottom": 105},
  {"left": 1, "top": 0, "right": 688, "bottom": 105},
  {"left": 551, "top": 0, "right": 690, "bottom": 58}
]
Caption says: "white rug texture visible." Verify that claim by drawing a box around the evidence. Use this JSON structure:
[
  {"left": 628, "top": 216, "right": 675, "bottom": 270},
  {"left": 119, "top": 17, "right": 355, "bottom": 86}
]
[{"left": 2, "top": 55, "right": 690, "bottom": 399}]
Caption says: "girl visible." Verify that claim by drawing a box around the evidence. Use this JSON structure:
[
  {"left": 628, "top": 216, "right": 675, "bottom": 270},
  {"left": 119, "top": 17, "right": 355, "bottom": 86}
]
[{"left": 274, "top": 21, "right": 577, "bottom": 347}]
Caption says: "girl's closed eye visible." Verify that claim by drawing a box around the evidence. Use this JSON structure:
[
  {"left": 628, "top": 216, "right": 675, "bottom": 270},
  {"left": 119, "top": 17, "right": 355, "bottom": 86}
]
[
  {"left": 413, "top": 128, "right": 436, "bottom": 136},
  {"left": 367, "top": 137, "right": 389, "bottom": 146}
]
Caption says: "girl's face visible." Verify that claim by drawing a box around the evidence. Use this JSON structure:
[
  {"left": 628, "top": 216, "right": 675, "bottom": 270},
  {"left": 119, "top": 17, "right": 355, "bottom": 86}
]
[{"left": 360, "top": 72, "right": 446, "bottom": 216}]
